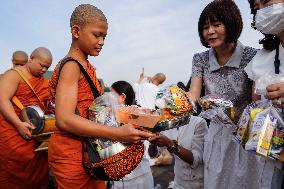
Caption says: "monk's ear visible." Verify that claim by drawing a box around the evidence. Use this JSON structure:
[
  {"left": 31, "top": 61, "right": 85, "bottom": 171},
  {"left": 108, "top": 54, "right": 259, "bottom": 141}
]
[
  {"left": 29, "top": 55, "right": 34, "bottom": 63},
  {"left": 71, "top": 25, "right": 80, "bottom": 39}
]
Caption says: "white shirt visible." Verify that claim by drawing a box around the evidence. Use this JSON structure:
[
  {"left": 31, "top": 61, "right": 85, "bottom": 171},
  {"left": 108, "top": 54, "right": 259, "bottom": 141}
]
[
  {"left": 167, "top": 116, "right": 208, "bottom": 189},
  {"left": 134, "top": 78, "right": 159, "bottom": 109},
  {"left": 245, "top": 44, "right": 284, "bottom": 81}
]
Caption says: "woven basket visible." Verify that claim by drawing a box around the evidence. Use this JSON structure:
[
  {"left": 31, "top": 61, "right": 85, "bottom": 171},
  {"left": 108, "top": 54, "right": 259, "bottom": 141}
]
[{"left": 82, "top": 140, "right": 144, "bottom": 181}]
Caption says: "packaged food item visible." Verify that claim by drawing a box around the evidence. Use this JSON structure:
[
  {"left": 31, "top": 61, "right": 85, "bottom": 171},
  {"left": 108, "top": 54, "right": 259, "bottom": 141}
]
[
  {"left": 199, "top": 94, "right": 236, "bottom": 121},
  {"left": 245, "top": 112, "right": 276, "bottom": 153},
  {"left": 234, "top": 106, "right": 263, "bottom": 145}
]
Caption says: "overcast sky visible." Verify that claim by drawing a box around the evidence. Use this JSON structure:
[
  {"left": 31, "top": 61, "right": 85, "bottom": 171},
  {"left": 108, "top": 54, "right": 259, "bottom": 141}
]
[{"left": 0, "top": 0, "right": 263, "bottom": 87}]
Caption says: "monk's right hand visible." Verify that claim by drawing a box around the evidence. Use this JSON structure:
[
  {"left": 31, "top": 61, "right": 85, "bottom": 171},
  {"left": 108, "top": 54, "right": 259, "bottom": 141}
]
[
  {"left": 116, "top": 123, "right": 155, "bottom": 143},
  {"left": 15, "top": 122, "right": 35, "bottom": 140}
]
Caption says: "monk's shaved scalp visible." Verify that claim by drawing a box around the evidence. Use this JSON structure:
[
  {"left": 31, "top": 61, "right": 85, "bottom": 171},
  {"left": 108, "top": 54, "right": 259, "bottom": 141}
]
[
  {"left": 70, "top": 4, "right": 107, "bottom": 28},
  {"left": 12, "top": 51, "right": 28, "bottom": 66},
  {"left": 12, "top": 51, "right": 28, "bottom": 60},
  {"left": 31, "top": 47, "right": 52, "bottom": 61},
  {"left": 154, "top": 73, "right": 166, "bottom": 85}
]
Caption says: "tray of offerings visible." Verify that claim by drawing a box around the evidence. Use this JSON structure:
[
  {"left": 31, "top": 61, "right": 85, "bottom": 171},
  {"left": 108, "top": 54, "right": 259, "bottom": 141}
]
[{"left": 148, "top": 85, "right": 195, "bottom": 132}]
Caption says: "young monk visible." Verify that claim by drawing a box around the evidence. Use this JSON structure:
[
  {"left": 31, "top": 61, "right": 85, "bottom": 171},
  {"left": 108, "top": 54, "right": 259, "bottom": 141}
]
[
  {"left": 12, "top": 50, "right": 29, "bottom": 67},
  {"left": 0, "top": 47, "right": 52, "bottom": 189},
  {"left": 48, "top": 4, "right": 154, "bottom": 189}
]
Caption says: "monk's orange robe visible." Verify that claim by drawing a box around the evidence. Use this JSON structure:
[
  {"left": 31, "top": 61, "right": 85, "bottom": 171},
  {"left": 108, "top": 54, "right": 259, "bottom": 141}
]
[
  {"left": 0, "top": 76, "right": 49, "bottom": 189},
  {"left": 48, "top": 60, "right": 106, "bottom": 189}
]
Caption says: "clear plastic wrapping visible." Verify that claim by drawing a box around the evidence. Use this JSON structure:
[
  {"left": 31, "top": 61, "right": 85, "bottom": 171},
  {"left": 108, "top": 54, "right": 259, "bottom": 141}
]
[{"left": 234, "top": 100, "right": 284, "bottom": 161}]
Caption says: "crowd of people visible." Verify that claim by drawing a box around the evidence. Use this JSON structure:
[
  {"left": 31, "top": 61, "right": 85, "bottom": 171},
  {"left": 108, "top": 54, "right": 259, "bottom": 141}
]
[{"left": 0, "top": 0, "right": 283, "bottom": 189}]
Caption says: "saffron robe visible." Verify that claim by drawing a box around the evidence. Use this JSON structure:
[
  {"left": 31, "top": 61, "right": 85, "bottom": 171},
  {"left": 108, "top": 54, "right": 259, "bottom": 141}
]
[
  {"left": 48, "top": 59, "right": 105, "bottom": 189},
  {"left": 0, "top": 76, "right": 49, "bottom": 189}
]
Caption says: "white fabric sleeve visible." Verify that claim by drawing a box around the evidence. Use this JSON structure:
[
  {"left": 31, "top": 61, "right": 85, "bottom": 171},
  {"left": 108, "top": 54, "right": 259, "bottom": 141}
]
[
  {"left": 190, "top": 118, "right": 208, "bottom": 169},
  {"left": 244, "top": 60, "right": 255, "bottom": 80}
]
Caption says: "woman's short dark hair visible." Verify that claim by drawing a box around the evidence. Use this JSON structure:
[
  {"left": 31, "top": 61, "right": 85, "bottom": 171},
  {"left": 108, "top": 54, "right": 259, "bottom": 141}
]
[
  {"left": 247, "top": 0, "right": 280, "bottom": 51},
  {"left": 111, "top": 81, "right": 135, "bottom": 106},
  {"left": 198, "top": 0, "right": 243, "bottom": 48}
]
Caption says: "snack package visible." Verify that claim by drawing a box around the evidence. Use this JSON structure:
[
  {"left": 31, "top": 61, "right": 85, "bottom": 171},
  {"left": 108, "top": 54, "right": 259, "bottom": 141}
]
[
  {"left": 198, "top": 95, "right": 236, "bottom": 128},
  {"left": 199, "top": 94, "right": 236, "bottom": 122},
  {"left": 245, "top": 111, "right": 277, "bottom": 153},
  {"left": 234, "top": 100, "right": 269, "bottom": 145}
]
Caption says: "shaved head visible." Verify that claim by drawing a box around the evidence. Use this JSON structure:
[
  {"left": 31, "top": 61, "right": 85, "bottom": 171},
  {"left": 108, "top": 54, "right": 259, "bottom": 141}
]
[
  {"left": 70, "top": 4, "right": 107, "bottom": 28},
  {"left": 30, "top": 47, "right": 52, "bottom": 62},
  {"left": 27, "top": 47, "right": 52, "bottom": 77},
  {"left": 155, "top": 73, "right": 166, "bottom": 84},
  {"left": 12, "top": 50, "right": 28, "bottom": 67},
  {"left": 152, "top": 73, "right": 166, "bottom": 86}
]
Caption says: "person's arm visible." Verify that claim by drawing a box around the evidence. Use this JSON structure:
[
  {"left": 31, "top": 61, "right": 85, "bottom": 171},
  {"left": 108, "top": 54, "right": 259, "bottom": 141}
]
[
  {"left": 149, "top": 119, "right": 207, "bottom": 166},
  {"left": 136, "top": 68, "right": 145, "bottom": 84},
  {"left": 55, "top": 61, "right": 154, "bottom": 143},
  {"left": 188, "top": 77, "right": 203, "bottom": 102},
  {"left": 0, "top": 70, "right": 35, "bottom": 139},
  {"left": 187, "top": 53, "right": 204, "bottom": 102}
]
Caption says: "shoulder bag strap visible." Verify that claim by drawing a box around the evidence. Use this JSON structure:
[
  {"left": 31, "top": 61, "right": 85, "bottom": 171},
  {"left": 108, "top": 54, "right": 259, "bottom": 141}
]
[
  {"left": 13, "top": 68, "right": 43, "bottom": 103},
  {"left": 11, "top": 96, "right": 24, "bottom": 110},
  {"left": 274, "top": 45, "right": 280, "bottom": 74},
  {"left": 12, "top": 68, "right": 46, "bottom": 111},
  {"left": 58, "top": 57, "right": 101, "bottom": 99}
]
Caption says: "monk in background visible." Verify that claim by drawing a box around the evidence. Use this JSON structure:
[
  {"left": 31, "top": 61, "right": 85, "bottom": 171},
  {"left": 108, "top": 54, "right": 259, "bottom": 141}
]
[
  {"left": 0, "top": 47, "right": 52, "bottom": 189},
  {"left": 12, "top": 50, "right": 28, "bottom": 67}
]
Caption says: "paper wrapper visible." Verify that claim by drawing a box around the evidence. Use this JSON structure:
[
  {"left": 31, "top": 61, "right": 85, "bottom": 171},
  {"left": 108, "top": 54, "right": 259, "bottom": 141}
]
[{"left": 116, "top": 106, "right": 161, "bottom": 128}]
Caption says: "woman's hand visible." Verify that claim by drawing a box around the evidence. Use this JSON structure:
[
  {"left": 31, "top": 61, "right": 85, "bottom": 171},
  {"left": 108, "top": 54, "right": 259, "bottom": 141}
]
[
  {"left": 15, "top": 122, "right": 35, "bottom": 140},
  {"left": 115, "top": 123, "right": 155, "bottom": 143},
  {"left": 266, "top": 82, "right": 284, "bottom": 108},
  {"left": 149, "top": 134, "right": 173, "bottom": 148}
]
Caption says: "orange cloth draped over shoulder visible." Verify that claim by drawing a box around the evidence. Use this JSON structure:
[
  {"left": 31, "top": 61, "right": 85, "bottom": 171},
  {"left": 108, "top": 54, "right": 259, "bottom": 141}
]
[
  {"left": 48, "top": 59, "right": 105, "bottom": 189},
  {"left": 0, "top": 76, "right": 49, "bottom": 189}
]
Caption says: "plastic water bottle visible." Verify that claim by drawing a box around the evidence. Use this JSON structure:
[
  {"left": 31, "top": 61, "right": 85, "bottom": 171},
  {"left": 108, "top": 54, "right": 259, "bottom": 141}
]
[{"left": 154, "top": 184, "right": 162, "bottom": 189}]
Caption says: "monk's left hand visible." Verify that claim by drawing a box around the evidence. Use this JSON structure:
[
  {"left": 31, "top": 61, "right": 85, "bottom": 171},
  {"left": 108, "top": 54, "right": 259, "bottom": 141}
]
[{"left": 266, "top": 82, "right": 284, "bottom": 108}]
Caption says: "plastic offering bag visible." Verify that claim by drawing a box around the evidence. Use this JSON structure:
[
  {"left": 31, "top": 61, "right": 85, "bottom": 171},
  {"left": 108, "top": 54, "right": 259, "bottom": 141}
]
[
  {"left": 89, "top": 92, "right": 121, "bottom": 127},
  {"left": 89, "top": 92, "right": 123, "bottom": 154},
  {"left": 255, "top": 72, "right": 284, "bottom": 96},
  {"left": 239, "top": 100, "right": 284, "bottom": 161}
]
